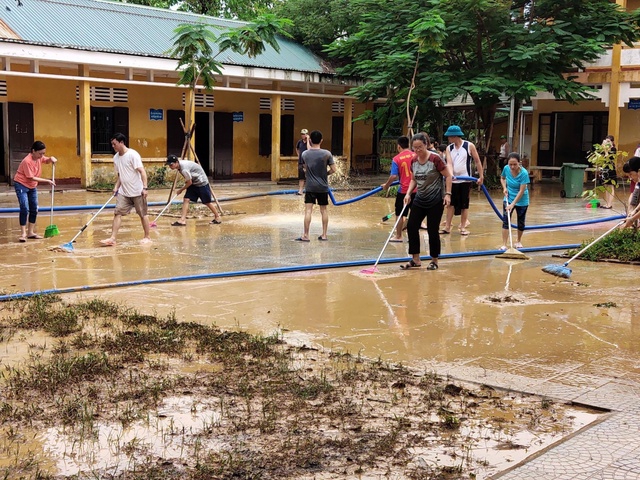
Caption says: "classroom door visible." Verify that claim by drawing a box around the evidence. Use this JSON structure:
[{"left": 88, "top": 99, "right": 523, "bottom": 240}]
[
  {"left": 8, "top": 102, "right": 34, "bottom": 184},
  {"left": 213, "top": 112, "right": 233, "bottom": 180},
  {"left": 195, "top": 111, "right": 211, "bottom": 174}
]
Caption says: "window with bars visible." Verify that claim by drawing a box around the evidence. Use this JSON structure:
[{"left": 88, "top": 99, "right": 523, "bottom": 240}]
[
  {"left": 259, "top": 114, "right": 295, "bottom": 156},
  {"left": 182, "top": 92, "right": 214, "bottom": 108},
  {"left": 84, "top": 106, "right": 129, "bottom": 154},
  {"left": 75, "top": 86, "right": 128, "bottom": 102},
  {"left": 259, "top": 97, "right": 295, "bottom": 111},
  {"left": 332, "top": 100, "right": 354, "bottom": 114}
]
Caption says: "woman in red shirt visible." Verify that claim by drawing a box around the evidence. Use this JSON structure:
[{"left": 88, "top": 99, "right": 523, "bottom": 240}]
[{"left": 14, "top": 141, "right": 57, "bottom": 242}]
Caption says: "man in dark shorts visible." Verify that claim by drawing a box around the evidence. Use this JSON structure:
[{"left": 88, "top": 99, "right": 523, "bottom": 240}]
[
  {"left": 165, "top": 155, "right": 222, "bottom": 226},
  {"left": 441, "top": 125, "right": 484, "bottom": 235},
  {"left": 295, "top": 130, "right": 337, "bottom": 241},
  {"left": 296, "top": 129, "right": 309, "bottom": 195},
  {"left": 381, "top": 135, "right": 415, "bottom": 242}
]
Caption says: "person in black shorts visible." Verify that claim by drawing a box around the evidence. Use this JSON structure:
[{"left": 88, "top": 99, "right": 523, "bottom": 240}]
[
  {"left": 296, "top": 129, "right": 309, "bottom": 195},
  {"left": 165, "top": 155, "right": 222, "bottom": 226},
  {"left": 295, "top": 130, "right": 337, "bottom": 241}
]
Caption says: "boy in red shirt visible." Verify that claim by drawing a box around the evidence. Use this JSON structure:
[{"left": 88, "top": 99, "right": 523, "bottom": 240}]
[{"left": 381, "top": 136, "right": 415, "bottom": 242}]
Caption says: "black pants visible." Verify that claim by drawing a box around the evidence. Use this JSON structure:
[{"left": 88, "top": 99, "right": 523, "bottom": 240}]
[{"left": 406, "top": 201, "right": 445, "bottom": 258}]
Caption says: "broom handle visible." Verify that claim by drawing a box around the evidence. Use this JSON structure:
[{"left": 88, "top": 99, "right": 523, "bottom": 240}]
[
  {"left": 50, "top": 163, "right": 55, "bottom": 224},
  {"left": 152, "top": 194, "right": 178, "bottom": 222},
  {"left": 504, "top": 197, "right": 515, "bottom": 249},
  {"left": 564, "top": 221, "right": 624, "bottom": 265},
  {"left": 69, "top": 193, "right": 116, "bottom": 243},
  {"left": 372, "top": 203, "right": 408, "bottom": 269},
  {"left": 564, "top": 203, "right": 640, "bottom": 265}
]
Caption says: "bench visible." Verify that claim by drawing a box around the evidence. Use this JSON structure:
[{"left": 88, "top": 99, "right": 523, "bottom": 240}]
[
  {"left": 528, "top": 165, "right": 596, "bottom": 183},
  {"left": 353, "top": 154, "right": 379, "bottom": 173}
]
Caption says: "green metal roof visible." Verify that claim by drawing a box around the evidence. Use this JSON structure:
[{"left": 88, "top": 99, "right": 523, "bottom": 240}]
[{"left": 0, "top": 0, "right": 328, "bottom": 73}]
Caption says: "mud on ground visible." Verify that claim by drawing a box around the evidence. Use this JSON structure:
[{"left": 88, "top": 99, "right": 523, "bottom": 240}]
[{"left": 0, "top": 296, "right": 597, "bottom": 479}]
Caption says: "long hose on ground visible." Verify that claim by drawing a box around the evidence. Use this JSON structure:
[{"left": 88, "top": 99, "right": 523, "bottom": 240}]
[
  {"left": 1, "top": 180, "right": 624, "bottom": 230},
  {"left": 0, "top": 244, "right": 580, "bottom": 301}
]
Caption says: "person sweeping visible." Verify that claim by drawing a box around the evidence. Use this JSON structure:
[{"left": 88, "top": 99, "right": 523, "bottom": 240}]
[
  {"left": 13, "top": 141, "right": 57, "bottom": 243},
  {"left": 400, "top": 133, "right": 453, "bottom": 271},
  {"left": 165, "top": 155, "right": 222, "bottom": 226},
  {"left": 499, "top": 152, "right": 530, "bottom": 251}
]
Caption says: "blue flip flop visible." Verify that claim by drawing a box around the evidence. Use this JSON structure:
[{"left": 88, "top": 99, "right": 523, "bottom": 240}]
[{"left": 295, "top": 237, "right": 310, "bottom": 242}]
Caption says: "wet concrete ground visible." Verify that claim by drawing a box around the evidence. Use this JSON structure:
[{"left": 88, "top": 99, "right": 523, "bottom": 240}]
[{"left": 1, "top": 179, "right": 639, "bottom": 478}]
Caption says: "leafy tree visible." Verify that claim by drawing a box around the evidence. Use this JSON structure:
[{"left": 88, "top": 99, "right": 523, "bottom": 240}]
[
  {"left": 167, "top": 15, "right": 292, "bottom": 157},
  {"left": 177, "top": 0, "right": 278, "bottom": 20},
  {"left": 328, "top": 0, "right": 640, "bottom": 151},
  {"left": 271, "top": 0, "right": 364, "bottom": 57},
  {"left": 115, "top": 0, "right": 278, "bottom": 20}
]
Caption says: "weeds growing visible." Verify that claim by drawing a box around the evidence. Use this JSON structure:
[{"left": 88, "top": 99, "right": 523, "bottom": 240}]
[{"left": 0, "top": 295, "right": 595, "bottom": 479}]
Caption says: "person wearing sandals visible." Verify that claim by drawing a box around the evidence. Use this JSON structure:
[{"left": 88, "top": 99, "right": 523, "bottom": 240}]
[
  {"left": 13, "top": 141, "right": 57, "bottom": 243},
  {"left": 441, "top": 125, "right": 484, "bottom": 235},
  {"left": 295, "top": 130, "right": 337, "bottom": 242},
  {"left": 499, "top": 152, "right": 530, "bottom": 250},
  {"left": 380, "top": 135, "right": 415, "bottom": 243},
  {"left": 401, "top": 133, "right": 453, "bottom": 271},
  {"left": 165, "top": 155, "right": 222, "bottom": 226}
]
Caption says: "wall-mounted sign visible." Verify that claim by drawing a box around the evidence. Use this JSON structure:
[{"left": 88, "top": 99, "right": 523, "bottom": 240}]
[
  {"left": 232, "top": 111, "right": 244, "bottom": 122},
  {"left": 149, "top": 108, "right": 164, "bottom": 120},
  {"left": 628, "top": 99, "right": 640, "bottom": 110}
]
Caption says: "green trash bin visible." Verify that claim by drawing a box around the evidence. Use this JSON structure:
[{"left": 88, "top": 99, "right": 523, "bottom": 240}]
[{"left": 560, "top": 163, "right": 588, "bottom": 198}]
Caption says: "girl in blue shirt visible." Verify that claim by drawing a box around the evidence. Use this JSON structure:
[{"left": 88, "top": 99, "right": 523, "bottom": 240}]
[{"left": 500, "top": 152, "right": 530, "bottom": 249}]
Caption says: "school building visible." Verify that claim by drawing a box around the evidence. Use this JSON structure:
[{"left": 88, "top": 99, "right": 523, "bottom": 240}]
[
  {"left": 527, "top": 0, "right": 640, "bottom": 178},
  {"left": 0, "top": 0, "right": 376, "bottom": 186}
]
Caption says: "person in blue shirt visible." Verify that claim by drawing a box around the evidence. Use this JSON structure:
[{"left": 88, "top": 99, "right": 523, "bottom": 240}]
[{"left": 500, "top": 152, "right": 530, "bottom": 250}]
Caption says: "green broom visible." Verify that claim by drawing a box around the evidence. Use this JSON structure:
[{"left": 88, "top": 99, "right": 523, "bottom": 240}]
[{"left": 44, "top": 164, "right": 59, "bottom": 238}]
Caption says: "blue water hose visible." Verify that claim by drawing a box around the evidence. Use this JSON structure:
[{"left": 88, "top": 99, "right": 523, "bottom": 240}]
[
  {"left": 441, "top": 176, "right": 624, "bottom": 229},
  {"left": 0, "top": 243, "right": 580, "bottom": 302},
  {"left": 0, "top": 180, "right": 624, "bottom": 229}
]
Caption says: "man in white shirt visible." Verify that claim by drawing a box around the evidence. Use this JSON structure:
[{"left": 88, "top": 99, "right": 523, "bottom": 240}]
[
  {"left": 440, "top": 125, "right": 484, "bottom": 235},
  {"left": 100, "top": 133, "right": 151, "bottom": 246}
]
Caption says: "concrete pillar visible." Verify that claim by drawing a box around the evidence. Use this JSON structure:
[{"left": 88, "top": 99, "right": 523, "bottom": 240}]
[
  {"left": 342, "top": 98, "right": 353, "bottom": 174},
  {"left": 608, "top": 0, "right": 627, "bottom": 141},
  {"left": 78, "top": 65, "right": 92, "bottom": 187},
  {"left": 185, "top": 89, "right": 196, "bottom": 159},
  {"left": 271, "top": 93, "right": 281, "bottom": 181}
]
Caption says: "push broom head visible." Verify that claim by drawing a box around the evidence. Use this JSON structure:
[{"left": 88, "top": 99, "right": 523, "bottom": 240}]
[
  {"left": 49, "top": 242, "right": 73, "bottom": 253},
  {"left": 541, "top": 263, "right": 572, "bottom": 278},
  {"left": 496, "top": 247, "right": 530, "bottom": 261},
  {"left": 360, "top": 266, "right": 380, "bottom": 275},
  {"left": 44, "top": 224, "right": 60, "bottom": 238}
]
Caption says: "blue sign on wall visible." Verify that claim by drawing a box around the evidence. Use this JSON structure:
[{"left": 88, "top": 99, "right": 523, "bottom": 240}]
[
  {"left": 232, "top": 111, "right": 244, "bottom": 122},
  {"left": 628, "top": 99, "right": 640, "bottom": 110},
  {"left": 149, "top": 109, "right": 164, "bottom": 120}
]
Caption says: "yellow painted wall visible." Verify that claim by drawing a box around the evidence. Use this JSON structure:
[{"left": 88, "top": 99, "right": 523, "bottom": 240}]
[
  {"left": 4, "top": 69, "right": 374, "bottom": 182},
  {"left": 616, "top": 108, "right": 640, "bottom": 158},
  {"left": 6, "top": 74, "right": 78, "bottom": 180},
  {"left": 352, "top": 102, "right": 376, "bottom": 156}
]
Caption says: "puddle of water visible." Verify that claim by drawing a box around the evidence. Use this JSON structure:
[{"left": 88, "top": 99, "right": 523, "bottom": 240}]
[
  {"left": 27, "top": 395, "right": 225, "bottom": 477},
  {"left": 406, "top": 404, "right": 599, "bottom": 479}
]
